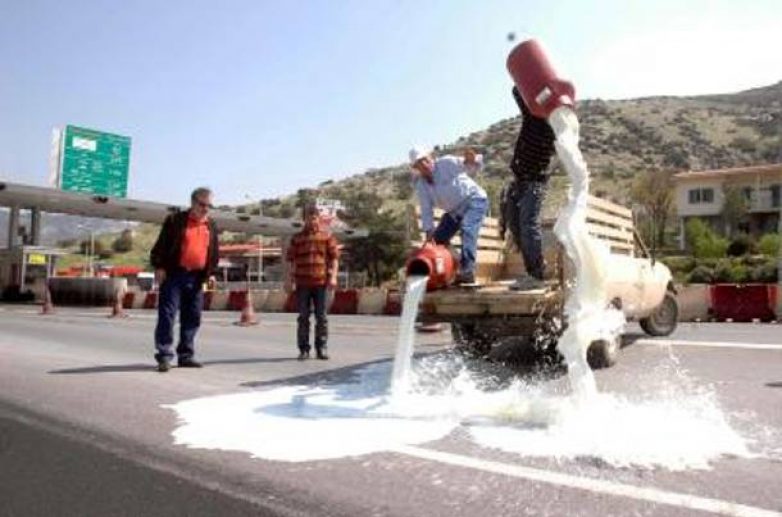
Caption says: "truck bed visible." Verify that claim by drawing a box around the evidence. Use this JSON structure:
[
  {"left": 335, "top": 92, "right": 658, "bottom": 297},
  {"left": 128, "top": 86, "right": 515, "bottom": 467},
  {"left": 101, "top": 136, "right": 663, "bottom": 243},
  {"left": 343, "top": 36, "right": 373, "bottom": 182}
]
[{"left": 419, "top": 282, "right": 562, "bottom": 322}]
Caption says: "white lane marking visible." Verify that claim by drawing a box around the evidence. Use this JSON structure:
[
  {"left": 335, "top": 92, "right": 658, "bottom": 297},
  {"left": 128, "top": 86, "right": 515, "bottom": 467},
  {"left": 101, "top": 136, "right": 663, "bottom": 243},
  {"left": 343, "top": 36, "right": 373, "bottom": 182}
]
[
  {"left": 636, "top": 339, "right": 782, "bottom": 351},
  {"left": 393, "top": 446, "right": 781, "bottom": 517}
]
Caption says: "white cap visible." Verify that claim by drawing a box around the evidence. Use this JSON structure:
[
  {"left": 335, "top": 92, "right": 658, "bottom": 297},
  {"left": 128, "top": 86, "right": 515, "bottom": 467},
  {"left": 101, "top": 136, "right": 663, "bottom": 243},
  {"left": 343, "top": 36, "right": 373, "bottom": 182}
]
[{"left": 408, "top": 145, "right": 432, "bottom": 165}]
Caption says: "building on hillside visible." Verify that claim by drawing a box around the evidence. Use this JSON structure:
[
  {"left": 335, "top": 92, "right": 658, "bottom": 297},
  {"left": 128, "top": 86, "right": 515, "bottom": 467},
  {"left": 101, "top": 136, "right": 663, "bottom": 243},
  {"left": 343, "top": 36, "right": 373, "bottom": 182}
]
[{"left": 672, "top": 163, "right": 781, "bottom": 249}]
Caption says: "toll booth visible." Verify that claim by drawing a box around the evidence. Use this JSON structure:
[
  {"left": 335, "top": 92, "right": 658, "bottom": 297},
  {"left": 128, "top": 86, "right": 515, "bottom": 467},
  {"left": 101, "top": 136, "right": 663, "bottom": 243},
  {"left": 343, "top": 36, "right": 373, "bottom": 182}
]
[{"left": 0, "top": 246, "right": 67, "bottom": 301}]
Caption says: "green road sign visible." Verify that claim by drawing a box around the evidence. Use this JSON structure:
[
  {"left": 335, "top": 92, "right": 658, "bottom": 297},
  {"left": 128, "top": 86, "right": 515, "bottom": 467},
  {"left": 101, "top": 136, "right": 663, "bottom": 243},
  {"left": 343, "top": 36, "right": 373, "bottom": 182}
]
[{"left": 60, "top": 125, "right": 131, "bottom": 198}]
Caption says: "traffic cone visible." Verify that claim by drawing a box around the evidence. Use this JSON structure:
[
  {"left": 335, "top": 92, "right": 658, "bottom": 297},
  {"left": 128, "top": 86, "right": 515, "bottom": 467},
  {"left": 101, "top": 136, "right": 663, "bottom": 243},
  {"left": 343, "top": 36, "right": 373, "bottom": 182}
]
[
  {"left": 40, "top": 283, "right": 55, "bottom": 315},
  {"left": 235, "top": 290, "right": 259, "bottom": 326},
  {"left": 108, "top": 288, "right": 129, "bottom": 319}
]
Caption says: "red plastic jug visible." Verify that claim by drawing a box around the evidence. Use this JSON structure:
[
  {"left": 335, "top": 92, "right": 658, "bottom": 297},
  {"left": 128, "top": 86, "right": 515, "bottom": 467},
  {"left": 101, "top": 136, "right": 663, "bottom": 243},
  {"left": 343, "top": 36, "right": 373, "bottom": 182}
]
[
  {"left": 405, "top": 243, "right": 458, "bottom": 291},
  {"left": 506, "top": 39, "right": 576, "bottom": 119}
]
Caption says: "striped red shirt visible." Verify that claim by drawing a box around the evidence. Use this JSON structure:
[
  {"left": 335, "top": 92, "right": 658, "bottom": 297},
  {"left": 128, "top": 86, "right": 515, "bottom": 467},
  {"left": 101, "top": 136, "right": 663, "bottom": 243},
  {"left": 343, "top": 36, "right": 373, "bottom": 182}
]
[{"left": 286, "top": 229, "right": 339, "bottom": 287}]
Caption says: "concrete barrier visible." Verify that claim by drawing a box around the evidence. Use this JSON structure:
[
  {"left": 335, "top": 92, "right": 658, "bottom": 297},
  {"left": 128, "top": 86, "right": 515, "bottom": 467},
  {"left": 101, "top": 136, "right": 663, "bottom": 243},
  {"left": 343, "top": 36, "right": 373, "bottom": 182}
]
[
  {"left": 330, "top": 289, "right": 359, "bottom": 314},
  {"left": 385, "top": 290, "right": 402, "bottom": 316},
  {"left": 675, "top": 284, "right": 711, "bottom": 322},
  {"left": 49, "top": 277, "right": 128, "bottom": 306},
  {"left": 252, "top": 290, "right": 269, "bottom": 311},
  {"left": 263, "top": 290, "right": 289, "bottom": 312},
  {"left": 710, "top": 284, "right": 778, "bottom": 322},
  {"left": 357, "top": 288, "right": 388, "bottom": 315}
]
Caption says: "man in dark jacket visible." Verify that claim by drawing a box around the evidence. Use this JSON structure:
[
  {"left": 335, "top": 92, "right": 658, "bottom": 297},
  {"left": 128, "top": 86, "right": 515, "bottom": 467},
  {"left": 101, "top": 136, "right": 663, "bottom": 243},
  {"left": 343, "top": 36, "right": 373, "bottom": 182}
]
[
  {"left": 150, "top": 187, "right": 219, "bottom": 372},
  {"left": 504, "top": 86, "right": 557, "bottom": 291}
]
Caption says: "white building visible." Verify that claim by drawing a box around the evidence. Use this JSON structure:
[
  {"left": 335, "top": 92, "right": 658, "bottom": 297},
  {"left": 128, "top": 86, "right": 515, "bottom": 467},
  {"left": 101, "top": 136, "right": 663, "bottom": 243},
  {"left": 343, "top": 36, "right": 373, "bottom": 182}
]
[{"left": 673, "top": 163, "right": 781, "bottom": 248}]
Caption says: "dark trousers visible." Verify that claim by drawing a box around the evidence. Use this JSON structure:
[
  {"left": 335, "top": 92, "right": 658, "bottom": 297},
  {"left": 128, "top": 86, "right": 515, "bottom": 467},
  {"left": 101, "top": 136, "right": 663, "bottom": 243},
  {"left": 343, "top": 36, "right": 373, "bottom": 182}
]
[
  {"left": 154, "top": 270, "right": 203, "bottom": 363},
  {"left": 296, "top": 285, "right": 328, "bottom": 352},
  {"left": 515, "top": 181, "right": 546, "bottom": 279}
]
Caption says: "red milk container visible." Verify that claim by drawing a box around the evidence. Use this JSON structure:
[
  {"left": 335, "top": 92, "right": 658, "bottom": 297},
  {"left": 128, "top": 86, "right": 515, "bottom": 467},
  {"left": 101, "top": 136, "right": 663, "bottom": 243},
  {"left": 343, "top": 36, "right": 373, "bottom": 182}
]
[
  {"left": 405, "top": 243, "right": 458, "bottom": 291},
  {"left": 506, "top": 39, "right": 576, "bottom": 119}
]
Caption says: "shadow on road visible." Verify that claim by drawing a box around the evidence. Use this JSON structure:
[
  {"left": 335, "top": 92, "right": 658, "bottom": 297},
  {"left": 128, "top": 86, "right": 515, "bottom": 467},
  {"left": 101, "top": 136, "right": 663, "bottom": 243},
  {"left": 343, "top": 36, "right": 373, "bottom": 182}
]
[
  {"left": 765, "top": 381, "right": 782, "bottom": 388},
  {"left": 621, "top": 333, "right": 645, "bottom": 348},
  {"left": 49, "top": 357, "right": 301, "bottom": 375},
  {"left": 49, "top": 364, "right": 155, "bottom": 374},
  {"left": 240, "top": 359, "right": 391, "bottom": 389}
]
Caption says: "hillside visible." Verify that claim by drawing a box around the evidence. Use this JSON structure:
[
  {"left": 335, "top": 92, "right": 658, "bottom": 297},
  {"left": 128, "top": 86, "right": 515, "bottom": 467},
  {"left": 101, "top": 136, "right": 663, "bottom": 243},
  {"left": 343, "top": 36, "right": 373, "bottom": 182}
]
[
  {"left": 262, "top": 81, "right": 782, "bottom": 220},
  {"left": 18, "top": 81, "right": 780, "bottom": 269}
]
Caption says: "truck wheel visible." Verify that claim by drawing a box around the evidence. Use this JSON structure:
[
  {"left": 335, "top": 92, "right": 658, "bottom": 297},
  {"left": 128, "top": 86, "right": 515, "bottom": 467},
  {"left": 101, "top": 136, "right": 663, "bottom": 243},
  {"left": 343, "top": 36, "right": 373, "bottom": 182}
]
[
  {"left": 587, "top": 337, "right": 619, "bottom": 369},
  {"left": 639, "top": 292, "right": 679, "bottom": 337}
]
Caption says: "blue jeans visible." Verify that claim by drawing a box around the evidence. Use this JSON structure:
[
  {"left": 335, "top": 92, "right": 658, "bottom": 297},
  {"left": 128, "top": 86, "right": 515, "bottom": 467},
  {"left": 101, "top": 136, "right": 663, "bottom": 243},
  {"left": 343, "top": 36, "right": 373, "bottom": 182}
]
[
  {"left": 154, "top": 270, "right": 204, "bottom": 363},
  {"left": 515, "top": 181, "right": 546, "bottom": 279},
  {"left": 296, "top": 285, "right": 328, "bottom": 352},
  {"left": 433, "top": 197, "right": 488, "bottom": 275}
]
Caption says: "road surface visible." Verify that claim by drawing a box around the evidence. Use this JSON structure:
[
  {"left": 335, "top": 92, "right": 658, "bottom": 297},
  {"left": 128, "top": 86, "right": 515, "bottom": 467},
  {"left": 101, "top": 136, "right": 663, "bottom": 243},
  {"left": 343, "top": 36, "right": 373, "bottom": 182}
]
[{"left": 1, "top": 305, "right": 780, "bottom": 516}]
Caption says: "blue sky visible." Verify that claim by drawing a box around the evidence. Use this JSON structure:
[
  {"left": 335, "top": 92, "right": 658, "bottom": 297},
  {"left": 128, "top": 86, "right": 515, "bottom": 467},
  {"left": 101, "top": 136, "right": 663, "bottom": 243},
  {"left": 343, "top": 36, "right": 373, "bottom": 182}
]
[{"left": 1, "top": 0, "right": 780, "bottom": 205}]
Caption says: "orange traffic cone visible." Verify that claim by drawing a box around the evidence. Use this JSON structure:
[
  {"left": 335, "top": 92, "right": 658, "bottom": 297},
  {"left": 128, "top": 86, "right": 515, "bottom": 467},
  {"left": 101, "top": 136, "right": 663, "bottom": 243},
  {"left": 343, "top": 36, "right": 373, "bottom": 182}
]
[
  {"left": 235, "top": 290, "right": 259, "bottom": 326},
  {"left": 108, "top": 288, "right": 129, "bottom": 319},
  {"left": 40, "top": 283, "right": 55, "bottom": 315}
]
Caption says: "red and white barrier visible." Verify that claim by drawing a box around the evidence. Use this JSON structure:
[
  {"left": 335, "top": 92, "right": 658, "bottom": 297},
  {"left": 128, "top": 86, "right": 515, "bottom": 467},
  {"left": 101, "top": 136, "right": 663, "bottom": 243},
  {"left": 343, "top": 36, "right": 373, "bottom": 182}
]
[{"left": 117, "top": 284, "right": 781, "bottom": 321}]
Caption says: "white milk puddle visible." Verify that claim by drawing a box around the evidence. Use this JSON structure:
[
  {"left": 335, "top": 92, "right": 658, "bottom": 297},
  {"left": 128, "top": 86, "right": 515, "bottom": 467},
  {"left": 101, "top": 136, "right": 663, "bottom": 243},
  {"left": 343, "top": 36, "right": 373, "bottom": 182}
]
[
  {"left": 166, "top": 354, "right": 752, "bottom": 469},
  {"left": 165, "top": 107, "right": 753, "bottom": 471}
]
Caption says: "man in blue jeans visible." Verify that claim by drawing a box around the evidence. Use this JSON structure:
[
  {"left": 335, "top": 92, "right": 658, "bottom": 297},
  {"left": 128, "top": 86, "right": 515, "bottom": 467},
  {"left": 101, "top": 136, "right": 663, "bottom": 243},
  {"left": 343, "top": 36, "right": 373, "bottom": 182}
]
[
  {"left": 410, "top": 146, "right": 488, "bottom": 285},
  {"left": 502, "top": 86, "right": 557, "bottom": 291},
  {"left": 150, "top": 187, "right": 219, "bottom": 372}
]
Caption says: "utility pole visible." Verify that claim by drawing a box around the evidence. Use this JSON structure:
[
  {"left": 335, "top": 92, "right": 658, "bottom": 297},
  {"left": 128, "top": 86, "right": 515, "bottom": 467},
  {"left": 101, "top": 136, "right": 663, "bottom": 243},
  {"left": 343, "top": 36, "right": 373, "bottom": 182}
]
[{"left": 77, "top": 224, "right": 94, "bottom": 277}]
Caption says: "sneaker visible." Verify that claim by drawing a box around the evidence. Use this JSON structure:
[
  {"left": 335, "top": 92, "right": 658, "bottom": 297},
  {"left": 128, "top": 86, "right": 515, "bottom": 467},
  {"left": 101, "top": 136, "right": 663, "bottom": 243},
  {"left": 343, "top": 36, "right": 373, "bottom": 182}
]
[
  {"left": 316, "top": 349, "right": 329, "bottom": 360},
  {"left": 157, "top": 361, "right": 171, "bottom": 373},
  {"left": 178, "top": 358, "right": 203, "bottom": 368},
  {"left": 509, "top": 276, "right": 547, "bottom": 291},
  {"left": 455, "top": 272, "right": 476, "bottom": 286},
  {"left": 297, "top": 350, "right": 310, "bottom": 361}
]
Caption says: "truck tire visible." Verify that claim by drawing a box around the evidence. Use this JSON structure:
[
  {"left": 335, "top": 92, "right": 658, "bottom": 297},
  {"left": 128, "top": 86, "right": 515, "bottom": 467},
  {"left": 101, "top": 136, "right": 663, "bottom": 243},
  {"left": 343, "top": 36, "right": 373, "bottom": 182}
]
[
  {"left": 587, "top": 337, "right": 619, "bottom": 369},
  {"left": 639, "top": 292, "right": 678, "bottom": 337}
]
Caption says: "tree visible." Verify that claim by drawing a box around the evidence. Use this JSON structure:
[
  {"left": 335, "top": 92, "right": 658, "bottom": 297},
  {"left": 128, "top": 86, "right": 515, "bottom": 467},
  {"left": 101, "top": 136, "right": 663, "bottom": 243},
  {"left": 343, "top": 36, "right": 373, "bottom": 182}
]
[
  {"left": 338, "top": 190, "right": 407, "bottom": 287},
  {"left": 721, "top": 184, "right": 748, "bottom": 238},
  {"left": 112, "top": 229, "right": 134, "bottom": 253},
  {"left": 631, "top": 168, "right": 675, "bottom": 250}
]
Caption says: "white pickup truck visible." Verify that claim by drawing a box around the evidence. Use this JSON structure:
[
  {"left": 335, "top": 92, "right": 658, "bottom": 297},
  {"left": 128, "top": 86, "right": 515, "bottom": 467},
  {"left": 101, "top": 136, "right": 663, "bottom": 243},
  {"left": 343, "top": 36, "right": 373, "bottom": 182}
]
[{"left": 411, "top": 195, "right": 678, "bottom": 369}]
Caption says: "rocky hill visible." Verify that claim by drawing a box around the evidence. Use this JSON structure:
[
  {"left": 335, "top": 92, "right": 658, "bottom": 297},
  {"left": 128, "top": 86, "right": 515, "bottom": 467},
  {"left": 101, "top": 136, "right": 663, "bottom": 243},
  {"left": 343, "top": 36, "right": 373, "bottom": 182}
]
[{"left": 261, "top": 81, "right": 782, "bottom": 220}]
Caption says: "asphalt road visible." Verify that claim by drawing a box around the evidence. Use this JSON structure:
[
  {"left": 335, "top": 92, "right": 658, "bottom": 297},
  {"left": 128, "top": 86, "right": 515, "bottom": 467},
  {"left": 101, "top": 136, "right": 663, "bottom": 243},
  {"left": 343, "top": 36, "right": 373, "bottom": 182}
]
[{"left": 1, "top": 305, "right": 781, "bottom": 517}]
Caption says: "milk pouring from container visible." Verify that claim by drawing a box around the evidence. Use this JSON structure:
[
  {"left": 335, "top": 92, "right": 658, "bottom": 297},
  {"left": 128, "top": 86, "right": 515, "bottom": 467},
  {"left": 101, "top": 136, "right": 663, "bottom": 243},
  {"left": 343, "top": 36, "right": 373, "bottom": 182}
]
[{"left": 506, "top": 39, "right": 576, "bottom": 119}]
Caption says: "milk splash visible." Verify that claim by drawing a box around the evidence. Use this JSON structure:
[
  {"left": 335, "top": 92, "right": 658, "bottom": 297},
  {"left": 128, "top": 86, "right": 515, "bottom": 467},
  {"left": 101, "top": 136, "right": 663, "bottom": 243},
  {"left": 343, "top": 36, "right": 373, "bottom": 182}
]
[
  {"left": 165, "top": 356, "right": 753, "bottom": 469},
  {"left": 549, "top": 107, "right": 625, "bottom": 400}
]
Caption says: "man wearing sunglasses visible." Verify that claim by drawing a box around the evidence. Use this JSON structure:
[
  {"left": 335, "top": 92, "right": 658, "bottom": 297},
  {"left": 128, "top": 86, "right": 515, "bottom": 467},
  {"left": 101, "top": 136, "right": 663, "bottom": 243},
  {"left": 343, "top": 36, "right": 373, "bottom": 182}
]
[{"left": 150, "top": 187, "right": 219, "bottom": 372}]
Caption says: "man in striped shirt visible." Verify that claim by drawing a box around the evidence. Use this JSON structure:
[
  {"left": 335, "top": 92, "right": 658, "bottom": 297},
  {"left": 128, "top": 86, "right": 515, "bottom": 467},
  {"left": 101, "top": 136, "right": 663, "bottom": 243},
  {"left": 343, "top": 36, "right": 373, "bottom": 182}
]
[
  {"left": 503, "top": 86, "right": 557, "bottom": 291},
  {"left": 285, "top": 205, "right": 340, "bottom": 360}
]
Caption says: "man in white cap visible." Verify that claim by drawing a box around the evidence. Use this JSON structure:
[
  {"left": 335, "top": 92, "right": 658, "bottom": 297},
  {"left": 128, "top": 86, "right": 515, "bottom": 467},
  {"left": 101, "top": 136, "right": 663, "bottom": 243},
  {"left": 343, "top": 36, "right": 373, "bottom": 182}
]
[{"left": 410, "top": 146, "right": 488, "bottom": 285}]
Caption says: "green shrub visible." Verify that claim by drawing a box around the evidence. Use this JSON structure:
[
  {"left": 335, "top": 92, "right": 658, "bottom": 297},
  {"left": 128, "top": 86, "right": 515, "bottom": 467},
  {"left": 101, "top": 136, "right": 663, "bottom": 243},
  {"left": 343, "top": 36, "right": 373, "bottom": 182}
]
[
  {"left": 687, "top": 265, "right": 713, "bottom": 284},
  {"left": 662, "top": 256, "right": 696, "bottom": 274},
  {"left": 712, "top": 260, "right": 733, "bottom": 283},
  {"left": 728, "top": 264, "right": 751, "bottom": 283},
  {"left": 726, "top": 234, "right": 755, "bottom": 257},
  {"left": 750, "top": 261, "right": 779, "bottom": 283},
  {"left": 758, "top": 233, "right": 780, "bottom": 257},
  {"left": 694, "top": 235, "right": 729, "bottom": 259},
  {"left": 684, "top": 218, "right": 729, "bottom": 258}
]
